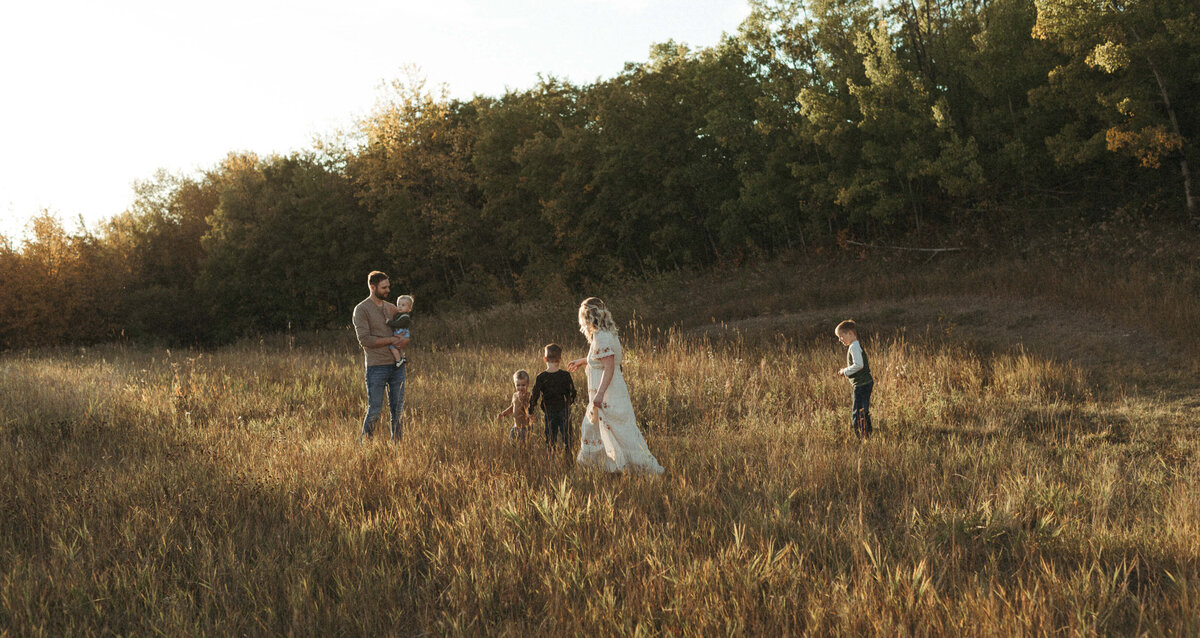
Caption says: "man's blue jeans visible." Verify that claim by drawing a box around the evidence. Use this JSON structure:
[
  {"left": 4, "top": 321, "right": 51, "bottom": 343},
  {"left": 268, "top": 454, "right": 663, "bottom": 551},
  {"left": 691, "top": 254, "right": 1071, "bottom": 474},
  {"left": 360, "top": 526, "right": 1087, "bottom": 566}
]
[{"left": 362, "top": 364, "right": 406, "bottom": 441}]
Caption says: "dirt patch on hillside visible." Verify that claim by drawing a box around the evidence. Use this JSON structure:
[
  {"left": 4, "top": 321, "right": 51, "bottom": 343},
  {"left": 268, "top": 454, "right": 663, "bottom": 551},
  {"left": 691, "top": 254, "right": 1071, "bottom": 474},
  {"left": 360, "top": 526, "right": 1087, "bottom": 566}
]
[{"left": 690, "top": 294, "right": 1186, "bottom": 378}]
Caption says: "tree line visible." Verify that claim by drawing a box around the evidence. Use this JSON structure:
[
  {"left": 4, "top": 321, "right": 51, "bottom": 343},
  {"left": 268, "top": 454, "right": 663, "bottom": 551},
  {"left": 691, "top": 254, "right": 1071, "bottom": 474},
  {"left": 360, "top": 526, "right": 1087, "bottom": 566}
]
[{"left": 1, "top": 0, "right": 1195, "bottom": 348}]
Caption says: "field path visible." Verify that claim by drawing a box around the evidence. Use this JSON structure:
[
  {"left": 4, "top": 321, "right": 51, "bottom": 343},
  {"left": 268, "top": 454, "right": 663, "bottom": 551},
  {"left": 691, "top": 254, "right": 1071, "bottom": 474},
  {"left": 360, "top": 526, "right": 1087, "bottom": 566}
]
[{"left": 691, "top": 294, "right": 1199, "bottom": 403}]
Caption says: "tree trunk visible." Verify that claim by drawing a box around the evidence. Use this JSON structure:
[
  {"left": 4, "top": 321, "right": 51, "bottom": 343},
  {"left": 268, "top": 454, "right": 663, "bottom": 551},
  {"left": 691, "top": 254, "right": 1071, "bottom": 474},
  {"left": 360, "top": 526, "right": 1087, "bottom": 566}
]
[
  {"left": 1148, "top": 64, "right": 1198, "bottom": 227},
  {"left": 1182, "top": 157, "right": 1197, "bottom": 229},
  {"left": 1132, "top": 27, "right": 1198, "bottom": 227}
]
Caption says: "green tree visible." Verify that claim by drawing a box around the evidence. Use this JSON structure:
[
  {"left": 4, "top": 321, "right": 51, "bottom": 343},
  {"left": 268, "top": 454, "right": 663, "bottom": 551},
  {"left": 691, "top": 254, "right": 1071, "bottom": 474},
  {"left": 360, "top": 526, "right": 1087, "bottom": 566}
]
[
  {"left": 199, "top": 152, "right": 376, "bottom": 336},
  {"left": 103, "top": 170, "right": 218, "bottom": 342},
  {"left": 473, "top": 78, "right": 589, "bottom": 297},
  {"left": 955, "top": 0, "right": 1060, "bottom": 205},
  {"left": 558, "top": 42, "right": 748, "bottom": 275},
  {"left": 1034, "top": 0, "right": 1199, "bottom": 225},
  {"left": 740, "top": 0, "right": 843, "bottom": 237},
  {"left": 351, "top": 73, "right": 499, "bottom": 308}
]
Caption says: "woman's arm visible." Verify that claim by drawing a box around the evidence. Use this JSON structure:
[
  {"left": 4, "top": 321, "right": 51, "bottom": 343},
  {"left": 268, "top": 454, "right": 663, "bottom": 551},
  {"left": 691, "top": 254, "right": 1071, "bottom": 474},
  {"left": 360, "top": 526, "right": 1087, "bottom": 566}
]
[
  {"left": 565, "top": 357, "right": 587, "bottom": 373},
  {"left": 592, "top": 355, "right": 615, "bottom": 408}
]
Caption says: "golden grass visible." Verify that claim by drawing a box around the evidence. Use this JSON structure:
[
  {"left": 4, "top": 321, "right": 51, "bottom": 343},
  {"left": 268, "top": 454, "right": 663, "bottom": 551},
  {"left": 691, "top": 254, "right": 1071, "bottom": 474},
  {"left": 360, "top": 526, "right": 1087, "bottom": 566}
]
[{"left": 3, "top": 264, "right": 1199, "bottom": 635}]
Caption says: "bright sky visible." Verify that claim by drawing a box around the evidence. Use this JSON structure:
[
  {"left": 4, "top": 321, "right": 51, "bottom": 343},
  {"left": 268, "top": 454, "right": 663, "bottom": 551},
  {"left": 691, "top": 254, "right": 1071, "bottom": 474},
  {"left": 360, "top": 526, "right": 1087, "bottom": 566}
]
[{"left": 0, "top": 0, "right": 751, "bottom": 242}]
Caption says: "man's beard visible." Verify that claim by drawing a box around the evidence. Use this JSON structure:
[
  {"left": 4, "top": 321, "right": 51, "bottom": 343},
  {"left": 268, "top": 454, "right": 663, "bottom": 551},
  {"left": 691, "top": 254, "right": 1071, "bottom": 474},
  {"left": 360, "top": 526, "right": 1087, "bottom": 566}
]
[{"left": 373, "top": 289, "right": 389, "bottom": 301}]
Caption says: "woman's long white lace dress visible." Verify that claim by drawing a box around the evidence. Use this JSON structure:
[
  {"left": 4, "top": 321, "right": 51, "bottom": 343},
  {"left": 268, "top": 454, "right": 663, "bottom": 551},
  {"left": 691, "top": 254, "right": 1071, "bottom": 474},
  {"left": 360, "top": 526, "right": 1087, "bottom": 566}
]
[{"left": 576, "top": 329, "right": 664, "bottom": 474}]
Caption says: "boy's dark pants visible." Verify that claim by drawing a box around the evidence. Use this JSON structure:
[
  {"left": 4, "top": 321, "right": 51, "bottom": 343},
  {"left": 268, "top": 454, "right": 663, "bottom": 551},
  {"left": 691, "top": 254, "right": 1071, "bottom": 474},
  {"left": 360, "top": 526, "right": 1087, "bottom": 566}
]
[
  {"left": 851, "top": 383, "right": 873, "bottom": 438},
  {"left": 544, "top": 406, "right": 572, "bottom": 451}
]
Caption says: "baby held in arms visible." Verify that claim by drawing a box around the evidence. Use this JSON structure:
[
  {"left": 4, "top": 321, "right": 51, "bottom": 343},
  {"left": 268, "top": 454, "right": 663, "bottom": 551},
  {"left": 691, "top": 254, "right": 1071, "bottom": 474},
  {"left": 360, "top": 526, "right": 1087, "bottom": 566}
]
[{"left": 386, "top": 294, "right": 414, "bottom": 368}]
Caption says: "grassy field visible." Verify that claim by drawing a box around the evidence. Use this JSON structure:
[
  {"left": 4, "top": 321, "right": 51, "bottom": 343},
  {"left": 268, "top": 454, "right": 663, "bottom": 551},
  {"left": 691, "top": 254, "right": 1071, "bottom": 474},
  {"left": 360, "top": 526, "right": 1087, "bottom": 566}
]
[{"left": 3, "top": 244, "right": 1199, "bottom": 635}]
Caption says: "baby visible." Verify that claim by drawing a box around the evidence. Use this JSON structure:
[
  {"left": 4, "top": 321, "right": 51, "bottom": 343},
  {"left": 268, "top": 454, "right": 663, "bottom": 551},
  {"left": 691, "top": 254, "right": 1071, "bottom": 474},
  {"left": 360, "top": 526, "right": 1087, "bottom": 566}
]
[
  {"left": 386, "top": 294, "right": 414, "bottom": 368},
  {"left": 497, "top": 370, "right": 533, "bottom": 442}
]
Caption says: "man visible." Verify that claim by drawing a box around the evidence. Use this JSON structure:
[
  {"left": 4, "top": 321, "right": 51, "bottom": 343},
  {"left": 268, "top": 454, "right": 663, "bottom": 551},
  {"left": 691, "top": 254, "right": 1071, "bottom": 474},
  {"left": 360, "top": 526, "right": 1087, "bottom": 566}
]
[{"left": 352, "top": 271, "right": 411, "bottom": 441}]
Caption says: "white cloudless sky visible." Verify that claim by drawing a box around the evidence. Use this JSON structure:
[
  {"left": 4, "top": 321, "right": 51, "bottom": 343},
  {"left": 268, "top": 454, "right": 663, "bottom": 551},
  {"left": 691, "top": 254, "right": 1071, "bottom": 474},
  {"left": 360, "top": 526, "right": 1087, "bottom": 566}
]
[{"left": 0, "top": 0, "right": 751, "bottom": 240}]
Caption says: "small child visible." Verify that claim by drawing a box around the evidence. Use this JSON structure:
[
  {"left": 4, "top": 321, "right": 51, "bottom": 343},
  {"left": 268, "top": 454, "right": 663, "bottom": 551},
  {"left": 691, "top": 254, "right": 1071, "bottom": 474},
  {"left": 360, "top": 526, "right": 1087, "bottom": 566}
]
[
  {"left": 527, "top": 343, "right": 578, "bottom": 457},
  {"left": 386, "top": 294, "right": 414, "bottom": 368},
  {"left": 497, "top": 370, "right": 533, "bottom": 442},
  {"left": 835, "top": 319, "right": 874, "bottom": 438}
]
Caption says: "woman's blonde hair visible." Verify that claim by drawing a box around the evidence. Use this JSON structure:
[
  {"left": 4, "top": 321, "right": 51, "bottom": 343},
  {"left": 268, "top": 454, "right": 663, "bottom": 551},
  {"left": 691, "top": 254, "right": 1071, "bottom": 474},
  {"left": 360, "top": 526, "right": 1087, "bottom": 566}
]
[{"left": 578, "top": 297, "right": 618, "bottom": 340}]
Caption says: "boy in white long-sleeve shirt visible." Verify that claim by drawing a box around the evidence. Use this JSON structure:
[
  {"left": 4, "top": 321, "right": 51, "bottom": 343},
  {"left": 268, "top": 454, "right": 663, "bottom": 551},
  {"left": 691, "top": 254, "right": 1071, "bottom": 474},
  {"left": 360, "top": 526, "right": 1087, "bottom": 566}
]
[{"left": 835, "top": 319, "right": 874, "bottom": 438}]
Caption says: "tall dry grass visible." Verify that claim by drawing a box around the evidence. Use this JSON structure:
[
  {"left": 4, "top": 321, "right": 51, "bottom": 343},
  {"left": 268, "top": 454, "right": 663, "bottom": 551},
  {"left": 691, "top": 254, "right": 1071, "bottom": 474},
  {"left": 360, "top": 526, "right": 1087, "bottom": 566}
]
[{"left": 3, "top": 243, "right": 1199, "bottom": 635}]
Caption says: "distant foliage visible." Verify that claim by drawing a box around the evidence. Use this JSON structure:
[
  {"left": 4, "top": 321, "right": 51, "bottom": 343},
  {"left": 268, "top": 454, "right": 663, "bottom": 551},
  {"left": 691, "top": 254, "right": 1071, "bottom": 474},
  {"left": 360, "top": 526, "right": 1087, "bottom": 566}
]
[{"left": 3, "top": 0, "right": 1197, "bottom": 346}]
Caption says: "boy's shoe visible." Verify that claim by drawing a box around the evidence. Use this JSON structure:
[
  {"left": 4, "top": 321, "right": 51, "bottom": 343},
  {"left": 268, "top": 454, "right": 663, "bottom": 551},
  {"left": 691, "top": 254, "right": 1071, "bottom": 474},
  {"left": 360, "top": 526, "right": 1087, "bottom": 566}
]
[{"left": 395, "top": 357, "right": 407, "bottom": 368}]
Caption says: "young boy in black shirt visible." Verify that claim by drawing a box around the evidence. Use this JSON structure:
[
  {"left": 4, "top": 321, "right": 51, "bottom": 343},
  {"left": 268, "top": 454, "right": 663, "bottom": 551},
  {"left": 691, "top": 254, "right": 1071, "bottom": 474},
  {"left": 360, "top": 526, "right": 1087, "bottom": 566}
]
[{"left": 528, "top": 343, "right": 578, "bottom": 457}]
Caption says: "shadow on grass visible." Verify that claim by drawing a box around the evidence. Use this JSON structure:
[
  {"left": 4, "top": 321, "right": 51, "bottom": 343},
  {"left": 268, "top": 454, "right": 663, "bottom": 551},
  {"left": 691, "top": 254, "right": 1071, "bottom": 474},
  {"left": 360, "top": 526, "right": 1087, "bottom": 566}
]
[{"left": 0, "top": 364, "right": 437, "bottom": 635}]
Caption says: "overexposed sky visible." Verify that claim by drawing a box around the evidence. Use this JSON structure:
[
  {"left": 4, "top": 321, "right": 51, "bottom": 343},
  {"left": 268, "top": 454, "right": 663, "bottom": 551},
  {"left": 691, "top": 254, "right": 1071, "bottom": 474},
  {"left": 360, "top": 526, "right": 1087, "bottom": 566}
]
[{"left": 0, "top": 0, "right": 751, "bottom": 241}]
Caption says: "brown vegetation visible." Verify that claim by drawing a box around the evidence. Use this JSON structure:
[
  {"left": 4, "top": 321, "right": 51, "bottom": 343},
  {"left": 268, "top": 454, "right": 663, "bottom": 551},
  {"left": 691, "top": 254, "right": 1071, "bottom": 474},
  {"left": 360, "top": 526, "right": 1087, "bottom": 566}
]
[{"left": 2, "top": 249, "right": 1197, "bottom": 635}]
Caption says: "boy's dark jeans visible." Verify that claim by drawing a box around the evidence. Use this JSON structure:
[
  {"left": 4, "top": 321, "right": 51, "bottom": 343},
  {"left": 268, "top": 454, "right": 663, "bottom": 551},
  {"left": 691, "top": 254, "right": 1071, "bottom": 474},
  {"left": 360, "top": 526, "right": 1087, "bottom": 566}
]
[
  {"left": 851, "top": 382, "right": 873, "bottom": 438},
  {"left": 544, "top": 406, "right": 572, "bottom": 451}
]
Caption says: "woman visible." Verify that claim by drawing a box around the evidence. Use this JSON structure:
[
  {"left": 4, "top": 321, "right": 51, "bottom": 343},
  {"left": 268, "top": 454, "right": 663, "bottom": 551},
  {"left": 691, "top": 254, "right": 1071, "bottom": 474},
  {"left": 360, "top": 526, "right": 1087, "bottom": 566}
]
[{"left": 565, "top": 297, "right": 664, "bottom": 474}]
